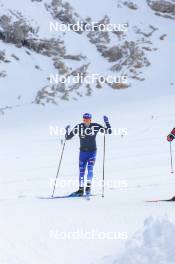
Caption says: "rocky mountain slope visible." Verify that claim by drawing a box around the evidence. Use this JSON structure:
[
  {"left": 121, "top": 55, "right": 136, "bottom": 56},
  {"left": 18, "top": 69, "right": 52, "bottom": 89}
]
[{"left": 0, "top": 0, "right": 174, "bottom": 112}]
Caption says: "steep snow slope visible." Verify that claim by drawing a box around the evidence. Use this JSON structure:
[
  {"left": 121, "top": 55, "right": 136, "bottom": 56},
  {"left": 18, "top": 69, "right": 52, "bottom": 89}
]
[{"left": 1, "top": 0, "right": 174, "bottom": 110}]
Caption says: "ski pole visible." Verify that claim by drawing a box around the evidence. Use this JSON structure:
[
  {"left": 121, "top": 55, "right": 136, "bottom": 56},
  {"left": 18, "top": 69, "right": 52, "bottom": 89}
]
[
  {"left": 51, "top": 139, "right": 66, "bottom": 197},
  {"left": 102, "top": 126, "right": 106, "bottom": 198},
  {"left": 170, "top": 142, "right": 174, "bottom": 174}
]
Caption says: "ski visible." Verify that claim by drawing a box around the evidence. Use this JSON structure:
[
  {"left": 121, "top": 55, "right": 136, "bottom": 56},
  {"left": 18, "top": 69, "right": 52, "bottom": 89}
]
[
  {"left": 145, "top": 196, "right": 175, "bottom": 202},
  {"left": 37, "top": 193, "right": 97, "bottom": 200}
]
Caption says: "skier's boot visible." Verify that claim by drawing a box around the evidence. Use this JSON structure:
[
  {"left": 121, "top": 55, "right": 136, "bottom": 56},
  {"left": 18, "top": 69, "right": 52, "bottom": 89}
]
[
  {"left": 85, "top": 183, "right": 91, "bottom": 196},
  {"left": 73, "top": 187, "right": 84, "bottom": 197}
]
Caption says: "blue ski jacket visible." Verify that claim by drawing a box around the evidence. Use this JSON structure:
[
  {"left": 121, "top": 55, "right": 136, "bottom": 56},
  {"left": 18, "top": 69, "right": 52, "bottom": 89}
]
[{"left": 66, "top": 122, "right": 112, "bottom": 151}]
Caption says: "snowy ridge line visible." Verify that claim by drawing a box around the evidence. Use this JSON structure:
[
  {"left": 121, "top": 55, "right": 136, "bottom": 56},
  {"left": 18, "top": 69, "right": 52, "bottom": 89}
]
[{"left": 0, "top": 101, "right": 33, "bottom": 115}]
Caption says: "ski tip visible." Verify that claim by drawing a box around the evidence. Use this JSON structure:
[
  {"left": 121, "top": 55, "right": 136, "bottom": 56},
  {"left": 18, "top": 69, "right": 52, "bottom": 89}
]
[
  {"left": 145, "top": 200, "right": 160, "bottom": 203},
  {"left": 145, "top": 196, "right": 175, "bottom": 202},
  {"left": 37, "top": 196, "right": 54, "bottom": 199}
]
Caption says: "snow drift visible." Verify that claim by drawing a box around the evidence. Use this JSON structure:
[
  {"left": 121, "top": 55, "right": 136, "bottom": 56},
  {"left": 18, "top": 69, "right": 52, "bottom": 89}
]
[{"left": 113, "top": 216, "right": 175, "bottom": 264}]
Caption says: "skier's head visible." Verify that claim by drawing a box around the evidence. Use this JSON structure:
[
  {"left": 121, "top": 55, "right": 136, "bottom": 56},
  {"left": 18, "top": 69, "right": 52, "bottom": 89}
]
[{"left": 83, "top": 113, "right": 92, "bottom": 126}]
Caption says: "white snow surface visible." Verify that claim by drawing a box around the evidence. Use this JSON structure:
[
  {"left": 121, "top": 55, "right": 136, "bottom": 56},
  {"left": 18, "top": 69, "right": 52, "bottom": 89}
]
[
  {"left": 0, "top": 94, "right": 175, "bottom": 264},
  {"left": 104, "top": 216, "right": 175, "bottom": 264},
  {"left": 0, "top": 0, "right": 175, "bottom": 263}
]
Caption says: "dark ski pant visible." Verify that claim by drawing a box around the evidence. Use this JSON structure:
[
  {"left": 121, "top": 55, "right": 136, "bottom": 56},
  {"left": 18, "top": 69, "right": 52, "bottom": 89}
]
[{"left": 79, "top": 151, "right": 97, "bottom": 187}]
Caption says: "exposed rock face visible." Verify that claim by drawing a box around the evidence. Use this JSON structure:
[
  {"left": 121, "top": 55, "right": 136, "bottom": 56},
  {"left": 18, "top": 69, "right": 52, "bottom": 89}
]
[
  {"left": 0, "top": 50, "right": 6, "bottom": 62},
  {"left": 147, "top": 0, "right": 175, "bottom": 18},
  {"left": 110, "top": 41, "right": 150, "bottom": 77},
  {"left": 45, "top": 0, "right": 81, "bottom": 29},
  {"left": 63, "top": 54, "right": 86, "bottom": 61},
  {"left": 0, "top": 71, "right": 7, "bottom": 78},
  {"left": 102, "top": 46, "right": 123, "bottom": 62},
  {"left": 0, "top": 0, "right": 160, "bottom": 111},
  {"left": 134, "top": 25, "right": 158, "bottom": 38},
  {"left": 11, "top": 54, "right": 20, "bottom": 61},
  {"left": 123, "top": 1, "right": 138, "bottom": 10},
  {"left": 24, "top": 38, "right": 65, "bottom": 57},
  {"left": 0, "top": 15, "right": 65, "bottom": 56},
  {"left": 87, "top": 16, "right": 111, "bottom": 45},
  {"left": 85, "top": 14, "right": 151, "bottom": 83},
  {"left": 0, "top": 15, "right": 37, "bottom": 44},
  {"left": 34, "top": 63, "right": 91, "bottom": 105},
  {"left": 0, "top": 50, "right": 10, "bottom": 63}
]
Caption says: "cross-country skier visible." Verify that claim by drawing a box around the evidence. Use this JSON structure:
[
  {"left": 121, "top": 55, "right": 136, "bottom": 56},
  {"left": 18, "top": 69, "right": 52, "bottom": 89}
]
[
  {"left": 167, "top": 128, "right": 175, "bottom": 142},
  {"left": 65, "top": 113, "right": 112, "bottom": 196}
]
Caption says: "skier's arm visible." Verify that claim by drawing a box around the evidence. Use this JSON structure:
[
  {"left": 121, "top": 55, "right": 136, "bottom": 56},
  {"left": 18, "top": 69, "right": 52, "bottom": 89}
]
[
  {"left": 167, "top": 128, "right": 175, "bottom": 142},
  {"left": 98, "top": 116, "right": 112, "bottom": 134},
  {"left": 65, "top": 125, "right": 79, "bottom": 140}
]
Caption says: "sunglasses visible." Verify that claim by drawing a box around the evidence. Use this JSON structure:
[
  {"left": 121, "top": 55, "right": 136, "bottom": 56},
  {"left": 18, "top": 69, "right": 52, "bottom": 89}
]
[{"left": 83, "top": 118, "right": 91, "bottom": 122}]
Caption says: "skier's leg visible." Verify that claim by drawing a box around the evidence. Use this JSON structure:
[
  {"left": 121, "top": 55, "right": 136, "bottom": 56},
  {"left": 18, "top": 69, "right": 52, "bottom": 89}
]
[
  {"left": 73, "top": 152, "right": 88, "bottom": 196},
  {"left": 87, "top": 151, "right": 97, "bottom": 186},
  {"left": 79, "top": 151, "right": 88, "bottom": 188}
]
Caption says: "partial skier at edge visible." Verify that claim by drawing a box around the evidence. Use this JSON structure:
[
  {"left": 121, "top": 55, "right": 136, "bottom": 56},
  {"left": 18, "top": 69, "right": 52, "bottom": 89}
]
[{"left": 167, "top": 128, "right": 175, "bottom": 142}]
